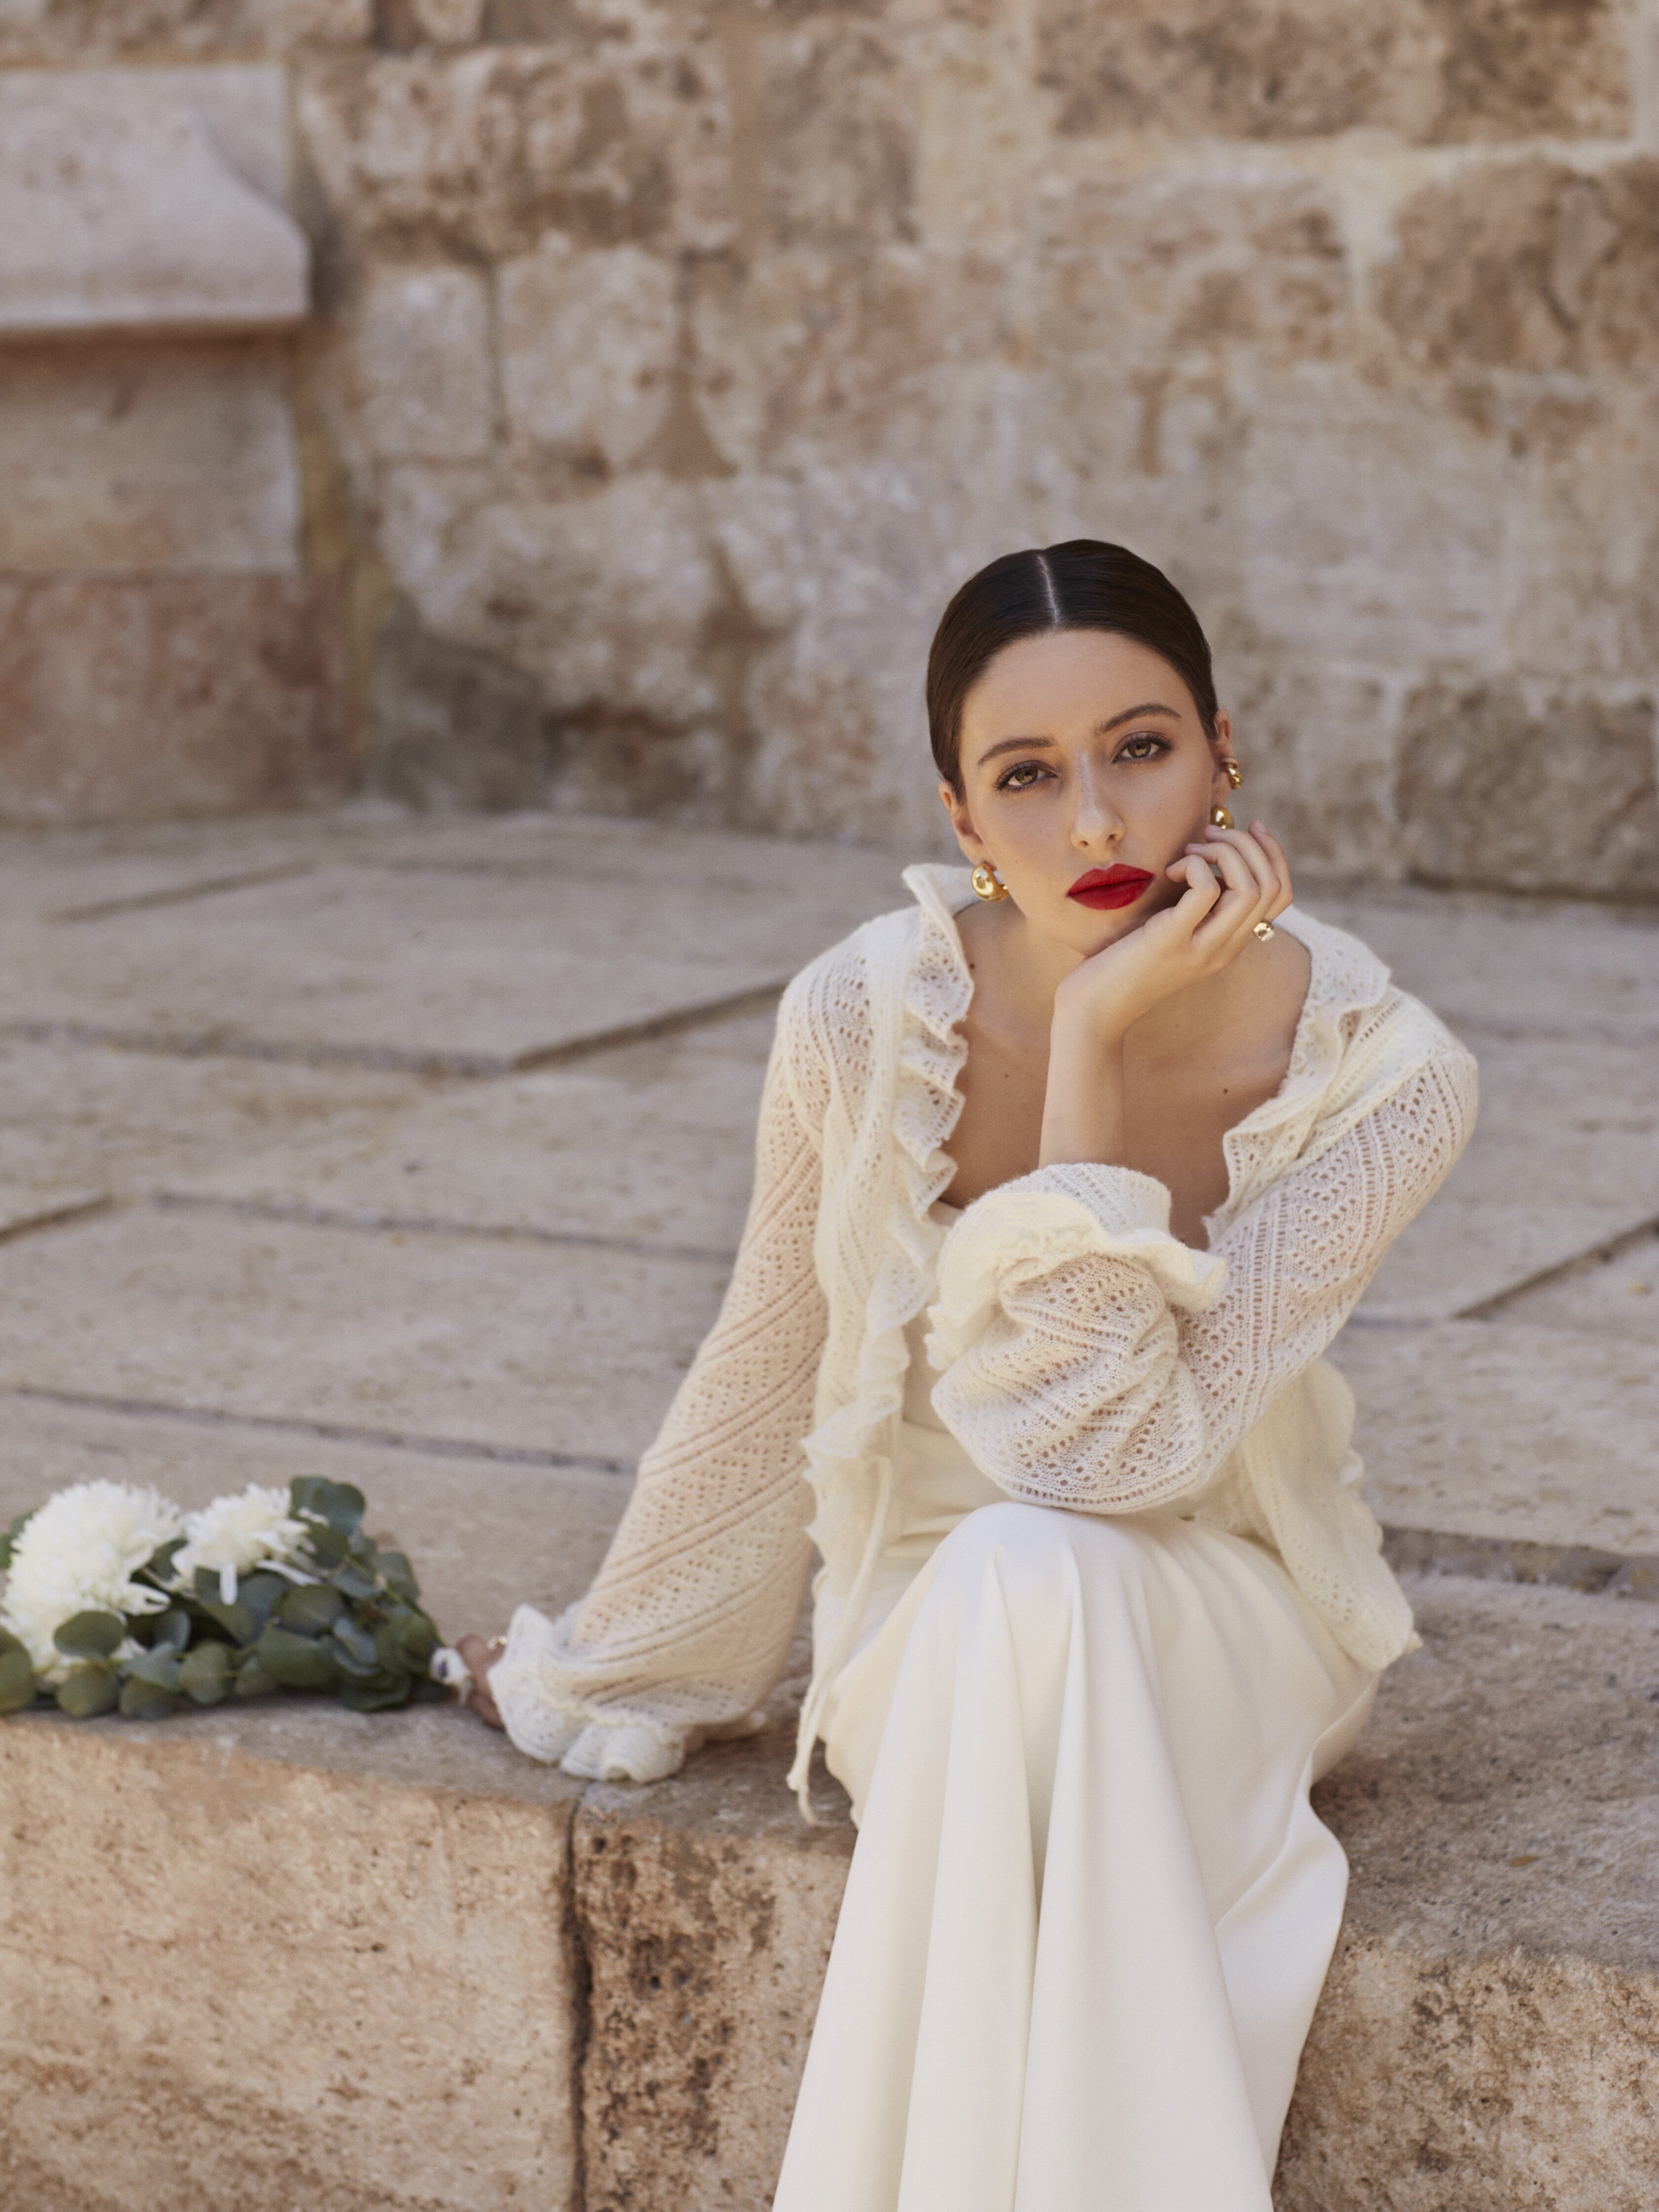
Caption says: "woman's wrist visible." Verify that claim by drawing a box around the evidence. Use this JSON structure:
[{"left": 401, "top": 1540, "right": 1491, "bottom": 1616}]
[{"left": 1039, "top": 1020, "right": 1127, "bottom": 1168}]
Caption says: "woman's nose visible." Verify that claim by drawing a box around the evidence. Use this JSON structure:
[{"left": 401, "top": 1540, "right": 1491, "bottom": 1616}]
[{"left": 1069, "top": 769, "right": 1123, "bottom": 848}]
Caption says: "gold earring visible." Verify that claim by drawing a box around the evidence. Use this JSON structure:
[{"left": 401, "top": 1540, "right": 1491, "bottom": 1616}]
[
  {"left": 1224, "top": 760, "right": 1243, "bottom": 790},
  {"left": 970, "top": 862, "right": 1009, "bottom": 903},
  {"left": 1210, "top": 805, "right": 1235, "bottom": 829}
]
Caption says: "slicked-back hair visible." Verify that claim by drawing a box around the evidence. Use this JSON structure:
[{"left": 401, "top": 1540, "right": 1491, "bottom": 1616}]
[{"left": 927, "top": 541, "right": 1220, "bottom": 793}]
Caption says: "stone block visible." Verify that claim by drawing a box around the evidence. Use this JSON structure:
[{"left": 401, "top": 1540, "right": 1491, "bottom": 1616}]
[
  {"left": 1035, "top": 0, "right": 1629, "bottom": 144},
  {"left": 1217, "top": 658, "right": 1398, "bottom": 883},
  {"left": 0, "top": 1706, "right": 585, "bottom": 2212},
  {"left": 0, "top": 813, "right": 905, "bottom": 1068},
  {"left": 0, "top": 1391, "right": 626, "bottom": 1642},
  {"left": 0, "top": 575, "right": 352, "bottom": 827},
  {"left": 0, "top": 1205, "right": 727, "bottom": 1464},
  {"left": 1282, "top": 1578, "right": 1659, "bottom": 2212},
  {"left": 355, "top": 263, "right": 494, "bottom": 459},
  {"left": 0, "top": 339, "right": 300, "bottom": 572},
  {"left": 370, "top": 598, "right": 557, "bottom": 811},
  {"left": 299, "top": 40, "right": 733, "bottom": 261},
  {"left": 163, "top": 1011, "right": 776, "bottom": 1255},
  {"left": 1358, "top": 1031, "right": 1659, "bottom": 1321},
  {"left": 755, "top": 23, "right": 916, "bottom": 250},
  {"left": 1305, "top": 887, "right": 1659, "bottom": 1050},
  {"left": 0, "top": 66, "right": 308, "bottom": 338},
  {"left": 499, "top": 236, "right": 678, "bottom": 470},
  {"left": 574, "top": 1722, "right": 855, "bottom": 2212},
  {"left": 0, "top": 0, "right": 373, "bottom": 65},
  {"left": 1395, "top": 678, "right": 1659, "bottom": 900},
  {"left": 1334, "top": 1314, "right": 1659, "bottom": 1554},
  {"left": 1379, "top": 158, "right": 1659, "bottom": 376},
  {"left": 1241, "top": 380, "right": 1506, "bottom": 665}
]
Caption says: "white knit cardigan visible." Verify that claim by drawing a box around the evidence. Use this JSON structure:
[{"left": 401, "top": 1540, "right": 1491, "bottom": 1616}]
[{"left": 493, "top": 865, "right": 1478, "bottom": 1812}]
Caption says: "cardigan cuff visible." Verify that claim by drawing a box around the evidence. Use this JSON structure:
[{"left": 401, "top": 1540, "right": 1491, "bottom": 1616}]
[{"left": 927, "top": 1162, "right": 1228, "bottom": 1368}]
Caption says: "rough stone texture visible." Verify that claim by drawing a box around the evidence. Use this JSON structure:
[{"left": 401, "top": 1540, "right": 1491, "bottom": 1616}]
[
  {"left": 0, "top": 813, "right": 904, "bottom": 1066},
  {"left": 0, "top": 1204, "right": 728, "bottom": 1463},
  {"left": 0, "top": 575, "right": 352, "bottom": 824},
  {"left": 0, "top": 1708, "right": 585, "bottom": 2212},
  {"left": 0, "top": 340, "right": 302, "bottom": 573},
  {"left": 0, "top": 65, "right": 308, "bottom": 336},
  {"left": 1397, "top": 678, "right": 1659, "bottom": 899}
]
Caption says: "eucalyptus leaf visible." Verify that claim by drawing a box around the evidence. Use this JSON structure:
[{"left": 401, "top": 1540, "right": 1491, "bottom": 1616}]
[
  {"left": 255, "top": 1625, "right": 337, "bottom": 1691},
  {"left": 379, "top": 1552, "right": 421, "bottom": 1603},
  {"left": 0, "top": 1509, "right": 35, "bottom": 1573},
  {"left": 278, "top": 1584, "right": 345, "bottom": 1637},
  {"left": 235, "top": 1654, "right": 277, "bottom": 1699},
  {"left": 53, "top": 1610, "right": 125, "bottom": 1661},
  {"left": 194, "top": 1566, "right": 222, "bottom": 1604},
  {"left": 0, "top": 1646, "right": 38, "bottom": 1714},
  {"left": 118, "top": 1675, "right": 178, "bottom": 1721},
  {"left": 148, "top": 1609, "right": 192, "bottom": 1655},
  {"left": 240, "top": 1574, "right": 287, "bottom": 1638},
  {"left": 305, "top": 1522, "right": 350, "bottom": 1567},
  {"left": 330, "top": 1563, "right": 378, "bottom": 1603},
  {"left": 325, "top": 1636, "right": 381, "bottom": 1681},
  {"left": 339, "top": 1677, "right": 411, "bottom": 1713},
  {"left": 331, "top": 1616, "right": 379, "bottom": 1668},
  {"left": 372, "top": 1621, "right": 413, "bottom": 1678},
  {"left": 143, "top": 1537, "right": 186, "bottom": 1586},
  {"left": 289, "top": 1477, "right": 365, "bottom": 1538},
  {"left": 56, "top": 1665, "right": 118, "bottom": 1719},
  {"left": 124, "top": 1649, "right": 183, "bottom": 1693},
  {"left": 179, "top": 1642, "right": 232, "bottom": 1706},
  {"left": 398, "top": 1612, "right": 437, "bottom": 1666},
  {"left": 199, "top": 1598, "right": 254, "bottom": 1647}
]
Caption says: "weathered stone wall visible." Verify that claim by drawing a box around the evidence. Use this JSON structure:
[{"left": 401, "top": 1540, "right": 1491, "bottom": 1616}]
[{"left": 2, "top": 0, "right": 1657, "bottom": 893}]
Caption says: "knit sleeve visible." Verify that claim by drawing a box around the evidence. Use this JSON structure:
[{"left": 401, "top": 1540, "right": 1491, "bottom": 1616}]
[
  {"left": 926, "top": 1040, "right": 1478, "bottom": 1514},
  {"left": 489, "top": 993, "right": 828, "bottom": 1782}
]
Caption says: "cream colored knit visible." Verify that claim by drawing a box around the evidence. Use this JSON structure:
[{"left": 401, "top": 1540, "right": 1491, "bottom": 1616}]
[{"left": 491, "top": 866, "right": 1477, "bottom": 1808}]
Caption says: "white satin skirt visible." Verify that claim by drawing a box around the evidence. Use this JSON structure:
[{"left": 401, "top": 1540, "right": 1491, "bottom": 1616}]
[{"left": 775, "top": 1482, "right": 1376, "bottom": 2212}]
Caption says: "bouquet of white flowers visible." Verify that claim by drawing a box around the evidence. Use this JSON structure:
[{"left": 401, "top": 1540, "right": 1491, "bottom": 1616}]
[{"left": 0, "top": 1476, "right": 452, "bottom": 1722}]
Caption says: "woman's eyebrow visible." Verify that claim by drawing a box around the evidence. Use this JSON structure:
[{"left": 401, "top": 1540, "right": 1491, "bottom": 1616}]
[{"left": 975, "top": 702, "right": 1183, "bottom": 769}]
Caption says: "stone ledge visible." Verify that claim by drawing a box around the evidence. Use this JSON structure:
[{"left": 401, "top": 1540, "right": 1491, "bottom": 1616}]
[
  {"left": 3, "top": 1584, "right": 1654, "bottom": 2212},
  {"left": 0, "top": 67, "right": 308, "bottom": 341}
]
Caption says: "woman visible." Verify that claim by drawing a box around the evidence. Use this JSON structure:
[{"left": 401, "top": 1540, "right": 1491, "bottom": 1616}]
[{"left": 459, "top": 542, "right": 1477, "bottom": 2210}]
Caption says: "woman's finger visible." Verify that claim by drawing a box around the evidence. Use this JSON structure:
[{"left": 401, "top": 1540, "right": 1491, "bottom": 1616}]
[
  {"left": 1193, "top": 824, "right": 1278, "bottom": 905},
  {"left": 1164, "top": 852, "right": 1223, "bottom": 931},
  {"left": 1186, "top": 835, "right": 1260, "bottom": 943}
]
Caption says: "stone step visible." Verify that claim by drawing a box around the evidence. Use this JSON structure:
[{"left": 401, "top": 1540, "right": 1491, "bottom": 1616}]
[{"left": 2, "top": 1575, "right": 1653, "bottom": 2212}]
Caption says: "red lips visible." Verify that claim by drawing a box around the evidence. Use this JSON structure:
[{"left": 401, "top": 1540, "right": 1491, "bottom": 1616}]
[{"left": 1067, "top": 865, "right": 1155, "bottom": 910}]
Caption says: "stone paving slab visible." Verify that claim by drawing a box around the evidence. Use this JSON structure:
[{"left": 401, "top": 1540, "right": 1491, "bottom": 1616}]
[
  {"left": 1358, "top": 1030, "right": 1659, "bottom": 1320},
  {"left": 162, "top": 1013, "right": 776, "bottom": 1256},
  {"left": 0, "top": 1207, "right": 727, "bottom": 1467},
  {"left": 0, "top": 1393, "right": 626, "bottom": 1647},
  {"left": 0, "top": 1035, "right": 433, "bottom": 1200},
  {"left": 0, "top": 814, "right": 907, "bottom": 1071},
  {"left": 1307, "top": 888, "right": 1659, "bottom": 1046}
]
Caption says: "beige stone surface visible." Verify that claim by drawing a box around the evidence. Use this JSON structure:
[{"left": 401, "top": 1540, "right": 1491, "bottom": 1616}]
[
  {"left": 0, "top": 1391, "right": 626, "bottom": 1640},
  {"left": 0, "top": 1708, "right": 584, "bottom": 2212},
  {"left": 354, "top": 263, "right": 494, "bottom": 461},
  {"left": 166, "top": 1012, "right": 774, "bottom": 1253},
  {"left": 0, "top": 815, "right": 904, "bottom": 1067},
  {"left": 0, "top": 340, "right": 301, "bottom": 572},
  {"left": 1336, "top": 1313, "right": 1659, "bottom": 1554},
  {"left": 0, "top": 575, "right": 351, "bottom": 826},
  {"left": 0, "top": 66, "right": 308, "bottom": 337},
  {"left": 0, "top": 1205, "right": 725, "bottom": 1464},
  {"left": 499, "top": 235, "right": 678, "bottom": 470},
  {"left": 1282, "top": 1578, "right": 1659, "bottom": 2212}
]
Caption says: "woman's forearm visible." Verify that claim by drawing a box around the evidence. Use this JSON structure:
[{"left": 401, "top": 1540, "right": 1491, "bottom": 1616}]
[{"left": 1038, "top": 1010, "right": 1128, "bottom": 1169}]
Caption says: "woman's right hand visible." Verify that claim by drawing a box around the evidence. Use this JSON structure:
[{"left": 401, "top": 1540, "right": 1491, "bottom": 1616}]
[{"left": 456, "top": 1633, "right": 506, "bottom": 1729}]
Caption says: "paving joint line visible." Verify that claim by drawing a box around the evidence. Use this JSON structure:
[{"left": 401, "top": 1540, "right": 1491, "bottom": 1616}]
[
  {"left": 1382, "top": 1524, "right": 1658, "bottom": 1602},
  {"left": 150, "top": 1191, "right": 737, "bottom": 1267},
  {"left": 46, "top": 861, "right": 316, "bottom": 924},
  {"left": 1454, "top": 1213, "right": 1659, "bottom": 1320},
  {"left": 0, "top": 1192, "right": 112, "bottom": 1246},
  {"left": 5, "top": 1386, "right": 632, "bottom": 1475},
  {"left": 0, "top": 977, "right": 789, "bottom": 1080}
]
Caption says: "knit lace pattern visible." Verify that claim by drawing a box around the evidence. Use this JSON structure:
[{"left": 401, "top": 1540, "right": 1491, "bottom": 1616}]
[{"left": 491, "top": 867, "right": 1477, "bottom": 1806}]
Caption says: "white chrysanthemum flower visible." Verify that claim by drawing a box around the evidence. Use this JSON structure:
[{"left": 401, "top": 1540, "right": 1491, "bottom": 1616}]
[
  {"left": 170, "top": 1485, "right": 313, "bottom": 1604},
  {"left": 0, "top": 1481, "right": 184, "bottom": 1681}
]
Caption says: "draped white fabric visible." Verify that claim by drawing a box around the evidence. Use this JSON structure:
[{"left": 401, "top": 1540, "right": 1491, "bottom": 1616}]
[{"left": 777, "top": 1490, "right": 1375, "bottom": 2212}]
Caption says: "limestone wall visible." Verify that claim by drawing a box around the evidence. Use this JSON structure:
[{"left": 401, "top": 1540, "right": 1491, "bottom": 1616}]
[{"left": 1, "top": 0, "right": 1657, "bottom": 894}]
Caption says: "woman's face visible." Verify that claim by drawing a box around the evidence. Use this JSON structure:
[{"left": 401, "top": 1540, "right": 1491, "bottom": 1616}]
[{"left": 942, "top": 629, "right": 1236, "bottom": 959}]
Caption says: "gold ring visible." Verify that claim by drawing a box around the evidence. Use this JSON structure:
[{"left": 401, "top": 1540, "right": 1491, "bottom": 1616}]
[{"left": 1253, "top": 920, "right": 1275, "bottom": 942}]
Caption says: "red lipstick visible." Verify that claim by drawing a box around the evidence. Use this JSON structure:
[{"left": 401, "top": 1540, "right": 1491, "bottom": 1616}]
[{"left": 1067, "top": 865, "right": 1155, "bottom": 910}]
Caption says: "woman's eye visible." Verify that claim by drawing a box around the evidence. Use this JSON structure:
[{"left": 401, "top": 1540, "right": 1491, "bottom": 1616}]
[
  {"left": 996, "top": 761, "right": 1050, "bottom": 791},
  {"left": 1117, "top": 734, "right": 1168, "bottom": 762}
]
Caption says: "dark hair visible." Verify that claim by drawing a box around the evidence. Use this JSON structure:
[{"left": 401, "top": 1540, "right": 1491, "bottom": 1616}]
[{"left": 926, "top": 540, "right": 1219, "bottom": 792}]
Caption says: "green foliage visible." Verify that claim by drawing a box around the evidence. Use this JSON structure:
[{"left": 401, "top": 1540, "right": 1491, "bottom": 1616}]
[
  {"left": 0, "top": 1510, "right": 35, "bottom": 1573},
  {"left": 0, "top": 1633, "right": 37, "bottom": 1714},
  {"left": 53, "top": 1610, "right": 125, "bottom": 1661},
  {"left": 2, "top": 1476, "right": 451, "bottom": 1727},
  {"left": 57, "top": 1665, "right": 118, "bottom": 1719}
]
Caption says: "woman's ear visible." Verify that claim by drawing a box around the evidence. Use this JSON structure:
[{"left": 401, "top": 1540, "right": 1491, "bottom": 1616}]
[
  {"left": 1209, "top": 710, "right": 1237, "bottom": 796},
  {"left": 940, "top": 781, "right": 989, "bottom": 865}
]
